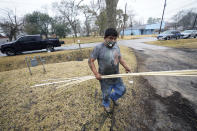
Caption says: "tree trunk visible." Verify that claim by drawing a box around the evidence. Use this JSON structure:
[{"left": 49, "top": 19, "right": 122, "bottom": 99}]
[
  {"left": 105, "top": 0, "right": 119, "bottom": 29},
  {"left": 85, "top": 20, "right": 90, "bottom": 36},
  {"left": 73, "top": 28, "right": 78, "bottom": 38},
  {"left": 14, "top": 34, "right": 17, "bottom": 40},
  {"left": 70, "top": 23, "right": 77, "bottom": 38},
  {"left": 8, "top": 36, "right": 12, "bottom": 41}
]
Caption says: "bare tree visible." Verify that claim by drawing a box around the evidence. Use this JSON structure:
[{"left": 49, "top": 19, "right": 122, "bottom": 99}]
[
  {"left": 127, "top": 10, "right": 135, "bottom": 28},
  {"left": 90, "top": 0, "right": 120, "bottom": 34},
  {"left": 147, "top": 17, "right": 161, "bottom": 24},
  {"left": 116, "top": 9, "right": 129, "bottom": 35},
  {"left": 105, "top": 0, "right": 119, "bottom": 28},
  {"left": 172, "top": 9, "right": 197, "bottom": 30},
  {"left": 121, "top": 3, "right": 128, "bottom": 38},
  {"left": 0, "top": 9, "right": 23, "bottom": 41},
  {"left": 79, "top": 5, "right": 93, "bottom": 36},
  {"left": 95, "top": 9, "right": 107, "bottom": 36},
  {"left": 172, "top": 10, "right": 185, "bottom": 29},
  {"left": 53, "top": 0, "right": 84, "bottom": 38},
  {"left": 179, "top": 11, "right": 197, "bottom": 29},
  {"left": 88, "top": 0, "right": 106, "bottom": 36}
]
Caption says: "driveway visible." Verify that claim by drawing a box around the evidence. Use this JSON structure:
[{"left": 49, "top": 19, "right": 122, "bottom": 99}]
[
  {"left": 118, "top": 38, "right": 197, "bottom": 130},
  {"left": 119, "top": 37, "right": 197, "bottom": 104}
]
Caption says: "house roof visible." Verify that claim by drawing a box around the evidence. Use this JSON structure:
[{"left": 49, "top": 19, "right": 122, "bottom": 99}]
[
  {"left": 131, "top": 22, "right": 165, "bottom": 30},
  {"left": 0, "top": 34, "right": 8, "bottom": 39},
  {"left": 131, "top": 25, "right": 146, "bottom": 30}
]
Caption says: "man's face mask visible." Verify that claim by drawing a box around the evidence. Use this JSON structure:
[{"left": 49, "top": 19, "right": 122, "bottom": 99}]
[
  {"left": 105, "top": 36, "right": 117, "bottom": 48},
  {"left": 106, "top": 41, "right": 116, "bottom": 48}
]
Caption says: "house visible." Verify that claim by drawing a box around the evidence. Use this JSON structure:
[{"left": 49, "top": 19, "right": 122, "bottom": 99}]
[
  {"left": 120, "top": 22, "right": 165, "bottom": 35},
  {"left": 0, "top": 34, "right": 9, "bottom": 44}
]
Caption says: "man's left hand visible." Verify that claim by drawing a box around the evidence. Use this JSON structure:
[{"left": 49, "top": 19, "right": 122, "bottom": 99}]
[{"left": 125, "top": 68, "right": 131, "bottom": 73}]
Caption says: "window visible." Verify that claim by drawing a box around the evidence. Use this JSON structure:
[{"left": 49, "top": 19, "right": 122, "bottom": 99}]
[
  {"left": 18, "top": 37, "right": 28, "bottom": 42},
  {"left": 35, "top": 36, "right": 42, "bottom": 41}
]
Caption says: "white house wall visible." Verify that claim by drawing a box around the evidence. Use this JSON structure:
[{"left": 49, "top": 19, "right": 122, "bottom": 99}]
[{"left": 0, "top": 38, "right": 9, "bottom": 44}]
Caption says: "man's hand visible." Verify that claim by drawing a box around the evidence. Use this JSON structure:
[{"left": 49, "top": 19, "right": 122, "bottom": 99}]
[
  {"left": 120, "top": 57, "right": 131, "bottom": 73},
  {"left": 95, "top": 73, "right": 102, "bottom": 80},
  {"left": 125, "top": 67, "right": 131, "bottom": 73},
  {"left": 88, "top": 58, "right": 101, "bottom": 80}
]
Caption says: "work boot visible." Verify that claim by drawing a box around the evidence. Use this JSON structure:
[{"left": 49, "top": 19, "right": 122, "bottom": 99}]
[
  {"left": 112, "top": 100, "right": 119, "bottom": 106},
  {"left": 104, "top": 106, "right": 111, "bottom": 113}
]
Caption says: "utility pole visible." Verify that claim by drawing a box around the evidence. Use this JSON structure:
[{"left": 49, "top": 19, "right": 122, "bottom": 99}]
[
  {"left": 122, "top": 2, "right": 127, "bottom": 39},
  {"left": 159, "top": 0, "right": 167, "bottom": 34},
  {"left": 192, "top": 14, "right": 197, "bottom": 29}
]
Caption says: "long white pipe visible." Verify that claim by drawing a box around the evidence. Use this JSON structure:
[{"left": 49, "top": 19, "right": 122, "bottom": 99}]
[{"left": 31, "top": 70, "right": 197, "bottom": 88}]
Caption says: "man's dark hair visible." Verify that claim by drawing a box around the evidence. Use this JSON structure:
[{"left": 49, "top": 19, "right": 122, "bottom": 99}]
[{"left": 104, "top": 28, "right": 118, "bottom": 38}]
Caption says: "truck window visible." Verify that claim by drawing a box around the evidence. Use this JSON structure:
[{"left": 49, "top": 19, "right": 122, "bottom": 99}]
[
  {"left": 27, "top": 36, "right": 39, "bottom": 41},
  {"left": 18, "top": 37, "right": 28, "bottom": 42},
  {"left": 18, "top": 36, "right": 42, "bottom": 42},
  {"left": 29, "top": 36, "right": 36, "bottom": 41},
  {"left": 35, "top": 36, "right": 42, "bottom": 41}
]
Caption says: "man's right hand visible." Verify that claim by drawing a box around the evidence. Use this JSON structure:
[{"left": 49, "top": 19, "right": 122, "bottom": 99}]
[{"left": 95, "top": 73, "right": 101, "bottom": 80}]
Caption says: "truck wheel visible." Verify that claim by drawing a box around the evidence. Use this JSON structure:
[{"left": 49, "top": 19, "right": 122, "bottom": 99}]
[
  {"left": 5, "top": 48, "right": 15, "bottom": 56},
  {"left": 46, "top": 45, "right": 54, "bottom": 52}
]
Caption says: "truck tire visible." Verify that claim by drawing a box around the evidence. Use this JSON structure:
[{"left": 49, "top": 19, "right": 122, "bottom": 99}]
[
  {"left": 5, "top": 48, "right": 15, "bottom": 56},
  {"left": 46, "top": 45, "right": 55, "bottom": 52}
]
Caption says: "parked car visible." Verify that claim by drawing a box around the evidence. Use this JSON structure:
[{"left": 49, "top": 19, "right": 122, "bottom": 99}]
[
  {"left": 157, "top": 30, "right": 182, "bottom": 40},
  {"left": 0, "top": 35, "right": 64, "bottom": 56},
  {"left": 181, "top": 30, "right": 197, "bottom": 39}
]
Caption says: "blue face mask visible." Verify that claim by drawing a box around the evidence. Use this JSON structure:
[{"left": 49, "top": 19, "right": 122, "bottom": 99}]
[{"left": 106, "top": 41, "right": 116, "bottom": 48}]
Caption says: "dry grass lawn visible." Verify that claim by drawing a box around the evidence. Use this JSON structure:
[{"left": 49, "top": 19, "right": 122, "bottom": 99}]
[
  {"left": 0, "top": 48, "right": 92, "bottom": 72},
  {"left": 146, "top": 38, "right": 197, "bottom": 49},
  {"left": 0, "top": 46, "right": 138, "bottom": 130}
]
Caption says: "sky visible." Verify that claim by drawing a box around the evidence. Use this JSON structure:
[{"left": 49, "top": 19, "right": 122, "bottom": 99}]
[{"left": 0, "top": 0, "right": 197, "bottom": 23}]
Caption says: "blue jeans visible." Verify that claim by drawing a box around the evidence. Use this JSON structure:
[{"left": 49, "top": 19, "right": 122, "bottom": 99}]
[{"left": 100, "top": 80, "right": 126, "bottom": 107}]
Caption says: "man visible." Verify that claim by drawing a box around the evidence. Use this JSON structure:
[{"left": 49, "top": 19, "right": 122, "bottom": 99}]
[{"left": 88, "top": 28, "right": 131, "bottom": 113}]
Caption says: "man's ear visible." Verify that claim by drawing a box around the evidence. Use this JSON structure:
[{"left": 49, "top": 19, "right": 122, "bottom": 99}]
[{"left": 104, "top": 38, "right": 107, "bottom": 42}]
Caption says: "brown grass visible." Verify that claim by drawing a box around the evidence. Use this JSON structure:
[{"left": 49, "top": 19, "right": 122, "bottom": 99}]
[
  {"left": 0, "top": 48, "right": 92, "bottom": 72},
  {"left": 0, "top": 46, "right": 138, "bottom": 130},
  {"left": 146, "top": 38, "right": 197, "bottom": 49}
]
